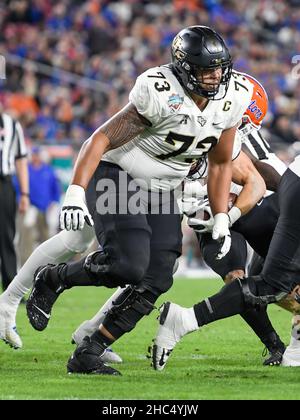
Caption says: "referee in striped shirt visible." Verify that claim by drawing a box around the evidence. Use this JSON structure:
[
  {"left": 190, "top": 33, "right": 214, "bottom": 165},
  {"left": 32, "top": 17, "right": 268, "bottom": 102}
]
[{"left": 0, "top": 111, "right": 29, "bottom": 290}]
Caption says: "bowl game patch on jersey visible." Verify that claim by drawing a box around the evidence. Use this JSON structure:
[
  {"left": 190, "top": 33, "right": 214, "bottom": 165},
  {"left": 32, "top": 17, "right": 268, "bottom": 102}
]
[{"left": 167, "top": 93, "right": 184, "bottom": 112}]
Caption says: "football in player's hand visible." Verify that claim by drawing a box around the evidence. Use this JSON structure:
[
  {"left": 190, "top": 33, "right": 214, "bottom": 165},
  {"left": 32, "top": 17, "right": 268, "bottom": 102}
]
[{"left": 202, "top": 194, "right": 236, "bottom": 220}]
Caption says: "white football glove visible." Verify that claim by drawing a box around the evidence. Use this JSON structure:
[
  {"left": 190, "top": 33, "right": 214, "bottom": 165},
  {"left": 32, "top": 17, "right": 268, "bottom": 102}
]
[
  {"left": 180, "top": 181, "right": 208, "bottom": 216},
  {"left": 187, "top": 205, "right": 214, "bottom": 233},
  {"left": 60, "top": 185, "right": 94, "bottom": 231},
  {"left": 212, "top": 213, "right": 231, "bottom": 260},
  {"left": 183, "top": 181, "right": 207, "bottom": 200}
]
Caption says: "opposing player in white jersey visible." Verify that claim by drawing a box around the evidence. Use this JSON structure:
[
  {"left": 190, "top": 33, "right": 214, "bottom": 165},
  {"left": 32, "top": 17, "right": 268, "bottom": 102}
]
[{"left": 23, "top": 26, "right": 253, "bottom": 376}]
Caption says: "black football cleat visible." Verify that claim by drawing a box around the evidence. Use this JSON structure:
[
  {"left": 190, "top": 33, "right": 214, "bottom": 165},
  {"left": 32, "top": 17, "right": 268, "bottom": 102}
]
[
  {"left": 262, "top": 338, "right": 286, "bottom": 366},
  {"left": 67, "top": 337, "right": 121, "bottom": 376},
  {"left": 26, "top": 264, "right": 65, "bottom": 331},
  {"left": 263, "top": 346, "right": 286, "bottom": 366}
]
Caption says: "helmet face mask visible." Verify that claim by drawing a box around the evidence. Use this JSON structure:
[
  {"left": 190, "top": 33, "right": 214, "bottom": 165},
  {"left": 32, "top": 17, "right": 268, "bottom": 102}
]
[
  {"left": 187, "top": 156, "right": 208, "bottom": 180},
  {"left": 171, "top": 26, "right": 233, "bottom": 100}
]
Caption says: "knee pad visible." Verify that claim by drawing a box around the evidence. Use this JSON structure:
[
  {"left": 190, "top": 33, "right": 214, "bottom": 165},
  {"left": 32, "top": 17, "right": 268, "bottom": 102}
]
[
  {"left": 84, "top": 250, "right": 147, "bottom": 288},
  {"left": 238, "top": 276, "right": 287, "bottom": 310},
  {"left": 59, "top": 225, "right": 94, "bottom": 253},
  {"left": 103, "top": 285, "right": 155, "bottom": 336}
]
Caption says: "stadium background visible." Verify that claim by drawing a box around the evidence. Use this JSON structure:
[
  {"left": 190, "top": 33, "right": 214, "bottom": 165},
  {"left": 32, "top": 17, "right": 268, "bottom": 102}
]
[
  {"left": 1, "top": 0, "right": 300, "bottom": 272},
  {"left": 1, "top": 0, "right": 300, "bottom": 400}
]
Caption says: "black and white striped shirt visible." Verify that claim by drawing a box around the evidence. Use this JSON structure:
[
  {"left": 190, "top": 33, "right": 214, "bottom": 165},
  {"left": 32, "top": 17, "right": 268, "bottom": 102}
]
[
  {"left": 242, "top": 128, "right": 287, "bottom": 176},
  {"left": 0, "top": 113, "right": 27, "bottom": 176}
]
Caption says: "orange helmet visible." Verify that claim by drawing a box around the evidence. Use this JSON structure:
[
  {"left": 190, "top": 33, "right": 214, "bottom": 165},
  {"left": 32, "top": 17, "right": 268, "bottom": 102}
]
[{"left": 240, "top": 72, "right": 268, "bottom": 129}]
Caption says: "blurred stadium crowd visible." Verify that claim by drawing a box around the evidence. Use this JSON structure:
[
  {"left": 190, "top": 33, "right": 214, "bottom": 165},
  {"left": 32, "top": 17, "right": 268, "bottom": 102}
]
[{"left": 1, "top": 0, "right": 300, "bottom": 159}]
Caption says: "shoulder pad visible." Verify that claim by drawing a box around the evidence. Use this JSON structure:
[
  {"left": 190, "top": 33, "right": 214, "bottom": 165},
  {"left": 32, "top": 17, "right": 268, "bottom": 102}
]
[
  {"left": 222, "top": 72, "right": 254, "bottom": 129},
  {"left": 129, "top": 66, "right": 185, "bottom": 124}
]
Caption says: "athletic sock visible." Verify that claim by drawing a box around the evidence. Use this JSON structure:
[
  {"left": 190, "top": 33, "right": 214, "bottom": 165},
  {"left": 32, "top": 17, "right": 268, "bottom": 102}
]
[
  {"left": 240, "top": 307, "right": 278, "bottom": 345},
  {"left": 193, "top": 280, "right": 245, "bottom": 327}
]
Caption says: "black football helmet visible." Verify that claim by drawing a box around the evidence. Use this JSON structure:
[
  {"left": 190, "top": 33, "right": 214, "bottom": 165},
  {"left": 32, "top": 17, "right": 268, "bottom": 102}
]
[{"left": 171, "top": 26, "right": 232, "bottom": 99}]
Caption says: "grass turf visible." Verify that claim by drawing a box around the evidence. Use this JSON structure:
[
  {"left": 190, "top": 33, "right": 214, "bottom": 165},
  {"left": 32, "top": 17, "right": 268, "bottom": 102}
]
[{"left": 0, "top": 277, "right": 297, "bottom": 400}]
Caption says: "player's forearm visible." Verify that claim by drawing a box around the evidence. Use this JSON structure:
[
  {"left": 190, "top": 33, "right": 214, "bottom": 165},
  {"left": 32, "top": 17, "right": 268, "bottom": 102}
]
[
  {"left": 242, "top": 144, "right": 281, "bottom": 191},
  {"left": 234, "top": 173, "right": 266, "bottom": 215},
  {"left": 253, "top": 160, "right": 281, "bottom": 192},
  {"left": 15, "top": 157, "right": 29, "bottom": 194},
  {"left": 207, "top": 161, "right": 232, "bottom": 215},
  {"left": 71, "top": 132, "right": 110, "bottom": 189},
  {"left": 232, "top": 151, "right": 266, "bottom": 215},
  {"left": 71, "top": 103, "right": 147, "bottom": 189}
]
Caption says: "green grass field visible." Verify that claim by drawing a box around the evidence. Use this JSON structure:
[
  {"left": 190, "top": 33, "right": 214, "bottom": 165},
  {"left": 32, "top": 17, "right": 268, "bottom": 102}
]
[{"left": 0, "top": 277, "right": 298, "bottom": 400}]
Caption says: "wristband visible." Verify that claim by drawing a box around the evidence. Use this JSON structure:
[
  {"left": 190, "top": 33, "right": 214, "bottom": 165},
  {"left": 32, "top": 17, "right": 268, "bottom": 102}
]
[
  {"left": 21, "top": 192, "right": 29, "bottom": 197},
  {"left": 228, "top": 206, "right": 242, "bottom": 227}
]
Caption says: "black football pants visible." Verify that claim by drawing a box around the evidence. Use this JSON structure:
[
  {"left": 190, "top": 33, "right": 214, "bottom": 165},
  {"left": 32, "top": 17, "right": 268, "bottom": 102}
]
[
  {"left": 194, "top": 168, "right": 300, "bottom": 326},
  {"left": 63, "top": 162, "right": 182, "bottom": 296}
]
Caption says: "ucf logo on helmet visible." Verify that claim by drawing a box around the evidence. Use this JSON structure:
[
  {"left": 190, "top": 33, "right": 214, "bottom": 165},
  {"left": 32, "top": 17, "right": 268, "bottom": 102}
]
[{"left": 172, "top": 35, "right": 186, "bottom": 60}]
